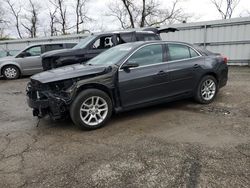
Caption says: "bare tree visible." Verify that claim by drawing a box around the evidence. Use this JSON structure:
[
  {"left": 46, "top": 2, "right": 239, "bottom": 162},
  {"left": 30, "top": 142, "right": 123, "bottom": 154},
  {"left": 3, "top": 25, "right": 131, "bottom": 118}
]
[
  {"left": 0, "top": 2, "right": 5, "bottom": 23},
  {"left": 108, "top": 0, "right": 190, "bottom": 29},
  {"left": 144, "top": 0, "right": 191, "bottom": 26},
  {"left": 75, "top": 0, "right": 91, "bottom": 34},
  {"left": 107, "top": 1, "right": 132, "bottom": 29},
  {"left": 4, "top": 0, "right": 23, "bottom": 38},
  {"left": 121, "top": 0, "right": 136, "bottom": 28},
  {"left": 211, "top": 0, "right": 240, "bottom": 19},
  {"left": 48, "top": 8, "right": 58, "bottom": 36},
  {"left": 0, "top": 6, "right": 7, "bottom": 39},
  {"left": 22, "top": 0, "right": 40, "bottom": 38},
  {"left": 50, "top": 0, "right": 68, "bottom": 35}
]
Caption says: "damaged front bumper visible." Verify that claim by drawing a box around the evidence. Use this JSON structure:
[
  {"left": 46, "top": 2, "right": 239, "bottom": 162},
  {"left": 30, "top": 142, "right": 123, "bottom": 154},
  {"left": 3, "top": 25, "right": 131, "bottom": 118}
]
[{"left": 26, "top": 82, "right": 72, "bottom": 120}]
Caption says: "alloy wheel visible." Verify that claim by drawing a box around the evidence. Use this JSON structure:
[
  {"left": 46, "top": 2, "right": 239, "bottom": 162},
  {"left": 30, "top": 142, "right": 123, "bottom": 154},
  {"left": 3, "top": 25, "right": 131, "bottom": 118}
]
[
  {"left": 80, "top": 96, "right": 108, "bottom": 126},
  {"left": 201, "top": 79, "right": 216, "bottom": 101}
]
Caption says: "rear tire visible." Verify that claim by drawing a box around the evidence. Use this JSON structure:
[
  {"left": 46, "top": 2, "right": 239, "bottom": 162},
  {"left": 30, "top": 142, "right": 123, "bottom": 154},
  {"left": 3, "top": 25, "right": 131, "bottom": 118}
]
[
  {"left": 2, "top": 65, "right": 20, "bottom": 80},
  {"left": 70, "top": 89, "right": 112, "bottom": 130},
  {"left": 194, "top": 75, "right": 218, "bottom": 104}
]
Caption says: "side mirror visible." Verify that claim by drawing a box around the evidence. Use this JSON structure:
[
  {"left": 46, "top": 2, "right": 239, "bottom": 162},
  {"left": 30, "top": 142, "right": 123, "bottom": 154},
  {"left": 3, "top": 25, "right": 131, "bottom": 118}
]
[
  {"left": 121, "top": 62, "right": 139, "bottom": 70},
  {"left": 18, "top": 52, "right": 31, "bottom": 58}
]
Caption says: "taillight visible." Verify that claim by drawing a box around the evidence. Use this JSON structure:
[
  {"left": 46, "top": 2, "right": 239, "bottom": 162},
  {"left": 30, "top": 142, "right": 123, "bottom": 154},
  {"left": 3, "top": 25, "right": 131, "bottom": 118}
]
[{"left": 222, "top": 56, "right": 228, "bottom": 64}]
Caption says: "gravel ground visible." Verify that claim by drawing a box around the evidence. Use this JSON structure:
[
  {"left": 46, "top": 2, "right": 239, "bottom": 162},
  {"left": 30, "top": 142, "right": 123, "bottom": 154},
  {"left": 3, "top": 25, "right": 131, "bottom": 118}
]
[{"left": 0, "top": 66, "right": 249, "bottom": 188}]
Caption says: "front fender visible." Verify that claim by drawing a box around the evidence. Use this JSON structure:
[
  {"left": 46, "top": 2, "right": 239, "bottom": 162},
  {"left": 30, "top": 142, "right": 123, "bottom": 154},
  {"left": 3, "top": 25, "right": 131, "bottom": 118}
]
[{"left": 69, "top": 68, "right": 118, "bottom": 106}]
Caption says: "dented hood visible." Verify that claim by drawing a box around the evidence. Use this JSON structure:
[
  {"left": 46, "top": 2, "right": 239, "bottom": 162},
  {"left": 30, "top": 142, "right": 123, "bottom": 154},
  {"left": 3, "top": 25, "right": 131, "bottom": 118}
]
[{"left": 31, "top": 64, "right": 108, "bottom": 83}]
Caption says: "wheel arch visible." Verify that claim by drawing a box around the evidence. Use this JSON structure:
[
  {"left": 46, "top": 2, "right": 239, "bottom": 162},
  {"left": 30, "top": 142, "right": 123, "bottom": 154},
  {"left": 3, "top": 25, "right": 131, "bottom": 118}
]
[
  {"left": 194, "top": 71, "right": 219, "bottom": 94},
  {"left": 202, "top": 72, "right": 219, "bottom": 83},
  {"left": 0, "top": 62, "right": 22, "bottom": 76},
  {"left": 75, "top": 83, "right": 115, "bottom": 106},
  {"left": 194, "top": 72, "right": 219, "bottom": 104}
]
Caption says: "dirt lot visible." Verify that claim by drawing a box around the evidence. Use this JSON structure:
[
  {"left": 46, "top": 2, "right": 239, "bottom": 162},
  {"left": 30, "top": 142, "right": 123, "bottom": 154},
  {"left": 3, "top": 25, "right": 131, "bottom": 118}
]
[{"left": 0, "top": 66, "right": 249, "bottom": 188}]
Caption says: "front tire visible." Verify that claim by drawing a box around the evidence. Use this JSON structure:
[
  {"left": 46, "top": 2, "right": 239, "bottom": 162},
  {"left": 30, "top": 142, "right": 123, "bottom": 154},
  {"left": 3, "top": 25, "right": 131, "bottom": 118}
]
[
  {"left": 194, "top": 75, "right": 218, "bottom": 104},
  {"left": 70, "top": 89, "right": 113, "bottom": 130},
  {"left": 2, "top": 65, "right": 20, "bottom": 80}
]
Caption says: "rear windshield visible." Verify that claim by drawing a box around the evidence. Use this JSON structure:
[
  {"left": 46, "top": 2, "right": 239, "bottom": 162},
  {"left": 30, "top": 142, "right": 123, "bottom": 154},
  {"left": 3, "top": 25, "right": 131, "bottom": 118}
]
[{"left": 194, "top": 45, "right": 218, "bottom": 56}]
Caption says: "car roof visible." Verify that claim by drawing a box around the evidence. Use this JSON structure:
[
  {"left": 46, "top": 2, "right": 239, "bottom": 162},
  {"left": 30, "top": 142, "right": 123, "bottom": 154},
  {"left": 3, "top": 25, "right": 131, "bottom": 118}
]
[
  {"left": 28, "top": 42, "right": 77, "bottom": 46},
  {"left": 91, "top": 30, "right": 155, "bottom": 36},
  {"left": 129, "top": 40, "right": 195, "bottom": 46},
  {"left": 22, "top": 42, "right": 77, "bottom": 50}
]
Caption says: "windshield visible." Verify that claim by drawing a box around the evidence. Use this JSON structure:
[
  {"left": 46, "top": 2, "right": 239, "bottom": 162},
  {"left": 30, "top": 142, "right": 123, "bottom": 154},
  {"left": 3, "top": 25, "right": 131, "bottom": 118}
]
[
  {"left": 73, "top": 35, "right": 96, "bottom": 49},
  {"left": 86, "top": 43, "right": 135, "bottom": 66}
]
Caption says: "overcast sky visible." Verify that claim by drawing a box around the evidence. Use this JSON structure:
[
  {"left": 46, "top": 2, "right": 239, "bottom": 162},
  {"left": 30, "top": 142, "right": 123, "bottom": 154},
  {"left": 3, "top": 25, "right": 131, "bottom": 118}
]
[
  {"left": 86, "top": 0, "right": 250, "bottom": 30},
  {"left": 2, "top": 0, "right": 250, "bottom": 38}
]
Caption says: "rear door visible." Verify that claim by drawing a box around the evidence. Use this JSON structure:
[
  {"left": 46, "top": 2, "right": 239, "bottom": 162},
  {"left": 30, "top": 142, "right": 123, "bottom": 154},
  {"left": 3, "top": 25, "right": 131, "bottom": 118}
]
[
  {"left": 17, "top": 45, "right": 42, "bottom": 74},
  {"left": 119, "top": 44, "right": 170, "bottom": 108},
  {"left": 166, "top": 43, "right": 204, "bottom": 96}
]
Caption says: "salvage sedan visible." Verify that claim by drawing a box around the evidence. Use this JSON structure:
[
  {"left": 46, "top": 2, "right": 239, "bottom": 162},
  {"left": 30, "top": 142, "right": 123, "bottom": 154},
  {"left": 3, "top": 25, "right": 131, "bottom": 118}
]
[{"left": 27, "top": 41, "right": 228, "bottom": 130}]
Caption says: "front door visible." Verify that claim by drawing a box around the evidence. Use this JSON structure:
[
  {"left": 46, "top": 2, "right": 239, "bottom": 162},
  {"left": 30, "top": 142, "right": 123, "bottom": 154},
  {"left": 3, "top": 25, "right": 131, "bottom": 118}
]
[
  {"left": 119, "top": 44, "right": 170, "bottom": 108},
  {"left": 17, "top": 45, "right": 42, "bottom": 75}
]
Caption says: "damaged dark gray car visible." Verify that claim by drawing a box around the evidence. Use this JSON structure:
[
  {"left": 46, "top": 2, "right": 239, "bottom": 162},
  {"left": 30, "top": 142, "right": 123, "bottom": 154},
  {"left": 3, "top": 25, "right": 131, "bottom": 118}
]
[{"left": 27, "top": 41, "right": 228, "bottom": 130}]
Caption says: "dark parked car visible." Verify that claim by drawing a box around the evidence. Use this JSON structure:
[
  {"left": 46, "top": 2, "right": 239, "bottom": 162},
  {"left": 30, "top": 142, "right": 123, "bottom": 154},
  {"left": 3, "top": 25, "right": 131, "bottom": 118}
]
[
  {"left": 0, "top": 42, "right": 76, "bottom": 79},
  {"left": 41, "top": 28, "right": 178, "bottom": 70},
  {"left": 27, "top": 41, "right": 228, "bottom": 130}
]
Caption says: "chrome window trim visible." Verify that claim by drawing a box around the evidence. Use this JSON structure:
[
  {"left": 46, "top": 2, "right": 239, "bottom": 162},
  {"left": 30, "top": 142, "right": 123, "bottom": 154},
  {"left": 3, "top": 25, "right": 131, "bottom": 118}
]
[
  {"left": 118, "top": 43, "right": 164, "bottom": 71},
  {"left": 167, "top": 42, "right": 202, "bottom": 61},
  {"left": 118, "top": 42, "right": 202, "bottom": 71}
]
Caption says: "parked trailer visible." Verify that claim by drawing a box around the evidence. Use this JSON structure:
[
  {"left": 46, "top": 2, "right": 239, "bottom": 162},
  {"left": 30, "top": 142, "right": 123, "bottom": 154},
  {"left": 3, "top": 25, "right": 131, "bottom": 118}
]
[{"left": 160, "top": 17, "right": 250, "bottom": 65}]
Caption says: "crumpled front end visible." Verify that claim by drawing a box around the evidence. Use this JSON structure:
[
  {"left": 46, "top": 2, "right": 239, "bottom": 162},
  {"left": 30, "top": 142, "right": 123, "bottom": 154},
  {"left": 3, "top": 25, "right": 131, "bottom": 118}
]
[{"left": 26, "top": 79, "right": 75, "bottom": 120}]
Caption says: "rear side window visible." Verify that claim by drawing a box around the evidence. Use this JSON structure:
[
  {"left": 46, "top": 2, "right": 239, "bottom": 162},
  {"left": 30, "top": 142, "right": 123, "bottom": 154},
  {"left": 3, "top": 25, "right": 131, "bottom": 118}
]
[
  {"left": 190, "top": 48, "right": 199, "bottom": 58},
  {"left": 44, "top": 44, "right": 64, "bottom": 52},
  {"left": 168, "top": 44, "right": 200, "bottom": 61},
  {"left": 118, "top": 32, "right": 136, "bottom": 44}
]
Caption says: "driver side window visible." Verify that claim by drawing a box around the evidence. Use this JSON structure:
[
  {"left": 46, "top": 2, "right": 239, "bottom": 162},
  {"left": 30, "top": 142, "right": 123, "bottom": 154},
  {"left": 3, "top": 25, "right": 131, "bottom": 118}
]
[
  {"left": 127, "top": 44, "right": 163, "bottom": 67},
  {"left": 24, "top": 46, "right": 41, "bottom": 56},
  {"left": 91, "top": 36, "right": 114, "bottom": 50}
]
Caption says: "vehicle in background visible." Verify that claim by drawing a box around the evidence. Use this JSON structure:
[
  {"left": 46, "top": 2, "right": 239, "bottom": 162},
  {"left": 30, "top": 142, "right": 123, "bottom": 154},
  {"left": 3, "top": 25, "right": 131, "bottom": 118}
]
[
  {"left": 41, "top": 27, "right": 178, "bottom": 70},
  {"left": 27, "top": 41, "right": 228, "bottom": 130},
  {"left": 0, "top": 50, "right": 20, "bottom": 58},
  {"left": 0, "top": 42, "right": 77, "bottom": 79}
]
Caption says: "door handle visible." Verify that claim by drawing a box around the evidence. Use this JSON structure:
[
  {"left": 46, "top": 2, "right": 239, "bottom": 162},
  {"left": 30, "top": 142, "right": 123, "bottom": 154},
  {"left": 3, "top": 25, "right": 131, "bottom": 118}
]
[
  {"left": 193, "top": 64, "right": 200, "bottom": 68},
  {"left": 156, "top": 70, "right": 167, "bottom": 76}
]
